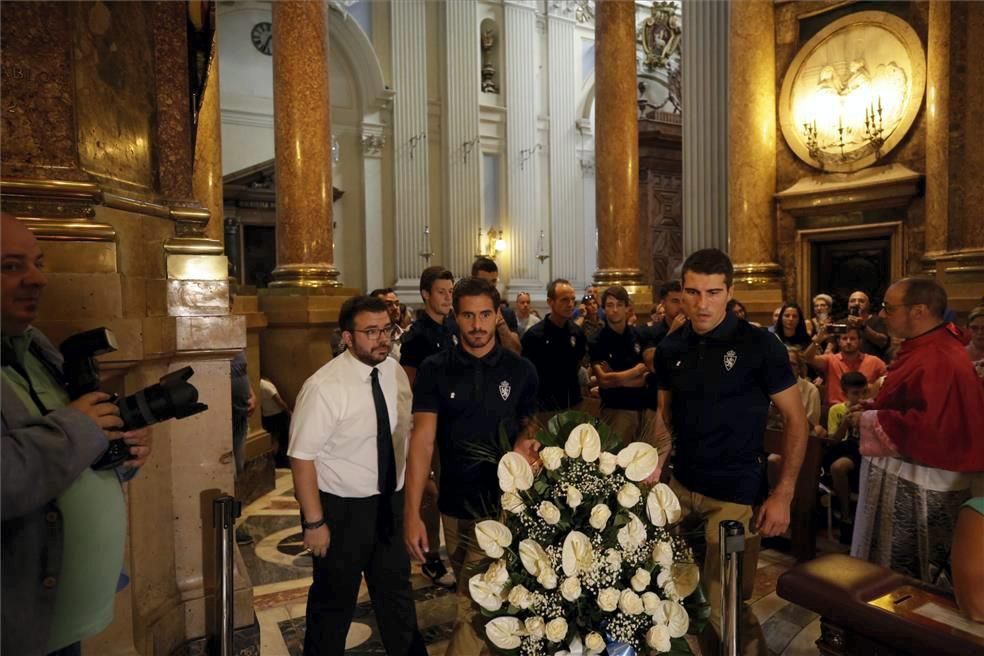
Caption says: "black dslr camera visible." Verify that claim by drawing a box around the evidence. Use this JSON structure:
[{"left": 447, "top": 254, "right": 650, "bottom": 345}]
[{"left": 60, "top": 328, "right": 208, "bottom": 470}]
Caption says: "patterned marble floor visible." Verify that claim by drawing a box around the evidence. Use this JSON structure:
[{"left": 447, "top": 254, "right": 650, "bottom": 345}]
[{"left": 243, "top": 471, "right": 846, "bottom": 656}]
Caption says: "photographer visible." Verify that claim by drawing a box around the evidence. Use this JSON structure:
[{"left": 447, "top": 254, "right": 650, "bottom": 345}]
[{"left": 2, "top": 212, "right": 151, "bottom": 656}]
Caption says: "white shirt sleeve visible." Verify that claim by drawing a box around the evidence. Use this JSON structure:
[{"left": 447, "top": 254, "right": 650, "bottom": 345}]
[{"left": 287, "top": 381, "right": 337, "bottom": 460}]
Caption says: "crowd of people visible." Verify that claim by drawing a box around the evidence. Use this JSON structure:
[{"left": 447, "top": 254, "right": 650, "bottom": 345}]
[{"left": 5, "top": 199, "right": 982, "bottom": 655}]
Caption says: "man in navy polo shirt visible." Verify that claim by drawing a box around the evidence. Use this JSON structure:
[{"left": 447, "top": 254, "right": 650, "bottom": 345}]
[
  {"left": 404, "top": 277, "right": 539, "bottom": 655},
  {"left": 656, "top": 248, "right": 808, "bottom": 653},
  {"left": 471, "top": 257, "right": 522, "bottom": 354},
  {"left": 521, "top": 278, "right": 586, "bottom": 423}
]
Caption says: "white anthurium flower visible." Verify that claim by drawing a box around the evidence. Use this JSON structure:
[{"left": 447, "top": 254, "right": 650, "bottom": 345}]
[
  {"left": 657, "top": 562, "right": 699, "bottom": 600},
  {"left": 646, "top": 624, "right": 672, "bottom": 653},
  {"left": 617, "top": 482, "right": 642, "bottom": 508},
  {"left": 631, "top": 567, "right": 652, "bottom": 592},
  {"left": 486, "top": 616, "right": 524, "bottom": 650},
  {"left": 566, "top": 485, "right": 583, "bottom": 509},
  {"left": 497, "top": 451, "right": 534, "bottom": 493},
  {"left": 525, "top": 616, "right": 546, "bottom": 641},
  {"left": 616, "top": 442, "right": 660, "bottom": 482},
  {"left": 617, "top": 512, "right": 648, "bottom": 552},
  {"left": 562, "top": 531, "right": 595, "bottom": 577},
  {"left": 597, "top": 587, "right": 620, "bottom": 612},
  {"left": 538, "top": 569, "right": 559, "bottom": 590},
  {"left": 475, "top": 520, "right": 513, "bottom": 559},
  {"left": 589, "top": 504, "right": 612, "bottom": 530},
  {"left": 618, "top": 588, "right": 645, "bottom": 615},
  {"left": 598, "top": 452, "right": 617, "bottom": 475},
  {"left": 646, "top": 483, "right": 682, "bottom": 527},
  {"left": 642, "top": 591, "right": 663, "bottom": 615},
  {"left": 585, "top": 632, "right": 606, "bottom": 655},
  {"left": 519, "top": 539, "right": 552, "bottom": 577},
  {"left": 652, "top": 540, "right": 674, "bottom": 568},
  {"left": 555, "top": 635, "right": 586, "bottom": 656},
  {"left": 540, "top": 446, "right": 565, "bottom": 471},
  {"left": 501, "top": 490, "right": 526, "bottom": 514},
  {"left": 481, "top": 559, "right": 510, "bottom": 587},
  {"left": 661, "top": 600, "right": 690, "bottom": 638},
  {"left": 508, "top": 584, "right": 532, "bottom": 609},
  {"left": 538, "top": 500, "right": 562, "bottom": 525},
  {"left": 565, "top": 423, "right": 602, "bottom": 462},
  {"left": 468, "top": 573, "right": 505, "bottom": 611},
  {"left": 545, "top": 617, "right": 569, "bottom": 643},
  {"left": 561, "top": 576, "right": 582, "bottom": 601}
]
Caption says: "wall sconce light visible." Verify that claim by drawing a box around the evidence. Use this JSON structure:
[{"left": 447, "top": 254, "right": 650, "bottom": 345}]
[
  {"left": 419, "top": 224, "right": 433, "bottom": 263},
  {"left": 476, "top": 227, "right": 507, "bottom": 259}
]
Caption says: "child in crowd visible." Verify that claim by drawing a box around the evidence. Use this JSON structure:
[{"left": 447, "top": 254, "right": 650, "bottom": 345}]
[{"left": 824, "top": 371, "right": 868, "bottom": 544}]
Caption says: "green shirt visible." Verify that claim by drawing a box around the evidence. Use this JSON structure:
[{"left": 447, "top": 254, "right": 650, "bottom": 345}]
[{"left": 1, "top": 332, "right": 126, "bottom": 651}]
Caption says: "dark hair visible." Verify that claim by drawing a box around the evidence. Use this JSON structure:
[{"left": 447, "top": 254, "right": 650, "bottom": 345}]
[
  {"left": 840, "top": 371, "right": 868, "bottom": 391},
  {"left": 370, "top": 287, "right": 394, "bottom": 298},
  {"left": 726, "top": 299, "right": 746, "bottom": 313},
  {"left": 601, "top": 285, "right": 630, "bottom": 307},
  {"left": 774, "top": 303, "right": 811, "bottom": 347},
  {"left": 838, "top": 326, "right": 862, "bottom": 339},
  {"left": 452, "top": 277, "right": 500, "bottom": 314},
  {"left": 681, "top": 248, "right": 734, "bottom": 288},
  {"left": 419, "top": 266, "right": 454, "bottom": 294},
  {"left": 338, "top": 295, "right": 388, "bottom": 333},
  {"left": 650, "top": 305, "right": 661, "bottom": 316},
  {"left": 471, "top": 257, "right": 498, "bottom": 276},
  {"left": 900, "top": 277, "right": 947, "bottom": 319},
  {"left": 547, "top": 278, "right": 572, "bottom": 300},
  {"left": 658, "top": 280, "right": 682, "bottom": 300}
]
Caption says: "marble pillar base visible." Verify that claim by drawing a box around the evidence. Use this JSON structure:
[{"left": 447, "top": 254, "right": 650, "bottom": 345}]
[
  {"left": 258, "top": 288, "right": 358, "bottom": 407},
  {"left": 169, "top": 614, "right": 261, "bottom": 656},
  {"left": 923, "top": 248, "right": 984, "bottom": 319},
  {"left": 237, "top": 430, "right": 276, "bottom": 506},
  {"left": 732, "top": 263, "right": 784, "bottom": 326}
]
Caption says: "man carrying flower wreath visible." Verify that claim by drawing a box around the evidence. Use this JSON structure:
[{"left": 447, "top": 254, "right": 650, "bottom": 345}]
[
  {"left": 404, "top": 276, "right": 541, "bottom": 655},
  {"left": 655, "top": 249, "right": 809, "bottom": 654}
]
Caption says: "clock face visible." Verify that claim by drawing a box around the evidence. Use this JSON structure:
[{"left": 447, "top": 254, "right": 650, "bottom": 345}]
[{"left": 251, "top": 22, "right": 272, "bottom": 56}]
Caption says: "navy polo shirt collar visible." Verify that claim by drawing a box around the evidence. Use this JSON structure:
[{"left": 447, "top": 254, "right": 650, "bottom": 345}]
[
  {"left": 685, "top": 310, "right": 739, "bottom": 344},
  {"left": 544, "top": 315, "right": 573, "bottom": 335},
  {"left": 452, "top": 343, "right": 503, "bottom": 368}
]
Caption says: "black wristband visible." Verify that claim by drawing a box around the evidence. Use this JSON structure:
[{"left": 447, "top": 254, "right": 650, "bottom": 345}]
[{"left": 301, "top": 517, "right": 326, "bottom": 530}]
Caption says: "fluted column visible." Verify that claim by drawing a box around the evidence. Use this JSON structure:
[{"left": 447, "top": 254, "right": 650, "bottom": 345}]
[
  {"left": 924, "top": 0, "right": 950, "bottom": 259},
  {"left": 727, "top": 0, "right": 782, "bottom": 287},
  {"left": 505, "top": 0, "right": 539, "bottom": 288},
  {"left": 270, "top": 0, "right": 339, "bottom": 287},
  {"left": 192, "top": 31, "right": 224, "bottom": 245},
  {"left": 548, "top": 5, "right": 584, "bottom": 287},
  {"left": 593, "top": 0, "right": 645, "bottom": 292},
  {"left": 682, "top": 0, "right": 728, "bottom": 253},
  {"left": 445, "top": 0, "right": 482, "bottom": 278},
  {"left": 392, "top": 0, "right": 430, "bottom": 288}
]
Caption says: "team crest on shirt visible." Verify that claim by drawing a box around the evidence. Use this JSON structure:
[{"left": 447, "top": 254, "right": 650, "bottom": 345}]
[
  {"left": 498, "top": 380, "right": 511, "bottom": 401},
  {"left": 452, "top": 334, "right": 459, "bottom": 346},
  {"left": 634, "top": 342, "right": 641, "bottom": 354},
  {"left": 723, "top": 349, "right": 738, "bottom": 371},
  {"left": 570, "top": 336, "right": 576, "bottom": 348}
]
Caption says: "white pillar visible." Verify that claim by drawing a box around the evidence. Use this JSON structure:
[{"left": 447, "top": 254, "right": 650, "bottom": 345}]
[
  {"left": 547, "top": 4, "right": 583, "bottom": 288},
  {"left": 362, "top": 126, "right": 386, "bottom": 292},
  {"left": 504, "top": 0, "right": 540, "bottom": 293},
  {"left": 682, "top": 0, "right": 729, "bottom": 253},
  {"left": 392, "top": 0, "right": 431, "bottom": 289},
  {"left": 444, "top": 0, "right": 482, "bottom": 279}
]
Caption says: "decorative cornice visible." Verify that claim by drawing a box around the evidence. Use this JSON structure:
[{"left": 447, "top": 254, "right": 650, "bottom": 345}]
[{"left": 361, "top": 133, "right": 386, "bottom": 157}]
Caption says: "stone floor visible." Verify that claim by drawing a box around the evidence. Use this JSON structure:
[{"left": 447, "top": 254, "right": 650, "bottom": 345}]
[{"left": 243, "top": 471, "right": 849, "bottom": 655}]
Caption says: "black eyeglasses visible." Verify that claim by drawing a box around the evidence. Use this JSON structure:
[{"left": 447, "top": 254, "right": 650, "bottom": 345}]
[{"left": 352, "top": 324, "right": 397, "bottom": 341}]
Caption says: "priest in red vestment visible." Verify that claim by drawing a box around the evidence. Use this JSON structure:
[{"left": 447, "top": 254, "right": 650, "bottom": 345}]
[{"left": 845, "top": 278, "right": 984, "bottom": 586}]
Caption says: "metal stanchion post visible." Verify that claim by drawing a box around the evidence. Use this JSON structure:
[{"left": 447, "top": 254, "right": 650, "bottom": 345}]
[
  {"left": 214, "top": 495, "right": 242, "bottom": 656},
  {"left": 719, "top": 520, "right": 745, "bottom": 656}
]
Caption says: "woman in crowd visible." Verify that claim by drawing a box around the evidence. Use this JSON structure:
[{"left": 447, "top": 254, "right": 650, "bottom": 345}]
[{"left": 774, "top": 302, "right": 812, "bottom": 349}]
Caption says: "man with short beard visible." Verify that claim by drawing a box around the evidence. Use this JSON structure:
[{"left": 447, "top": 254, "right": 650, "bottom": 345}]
[
  {"left": 803, "top": 326, "right": 886, "bottom": 406},
  {"left": 521, "top": 278, "right": 586, "bottom": 422},
  {"left": 289, "top": 296, "right": 426, "bottom": 655},
  {"left": 371, "top": 287, "right": 405, "bottom": 361},
  {"left": 404, "top": 277, "right": 539, "bottom": 655}
]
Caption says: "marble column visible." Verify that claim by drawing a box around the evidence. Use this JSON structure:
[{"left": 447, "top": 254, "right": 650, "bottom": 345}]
[
  {"left": 505, "top": 0, "right": 540, "bottom": 289},
  {"left": 682, "top": 0, "right": 728, "bottom": 253},
  {"left": 270, "top": 0, "right": 339, "bottom": 287},
  {"left": 192, "top": 31, "right": 225, "bottom": 245},
  {"left": 593, "top": 0, "right": 646, "bottom": 294},
  {"left": 444, "top": 0, "right": 482, "bottom": 279},
  {"left": 548, "top": 5, "right": 585, "bottom": 288},
  {"left": 727, "top": 0, "right": 783, "bottom": 301},
  {"left": 392, "top": 0, "right": 431, "bottom": 289},
  {"left": 924, "top": 0, "right": 950, "bottom": 260}
]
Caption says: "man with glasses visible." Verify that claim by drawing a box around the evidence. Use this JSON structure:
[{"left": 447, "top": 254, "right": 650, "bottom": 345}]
[
  {"left": 521, "top": 278, "right": 586, "bottom": 423},
  {"left": 288, "top": 295, "right": 426, "bottom": 655},
  {"left": 371, "top": 287, "right": 406, "bottom": 361}
]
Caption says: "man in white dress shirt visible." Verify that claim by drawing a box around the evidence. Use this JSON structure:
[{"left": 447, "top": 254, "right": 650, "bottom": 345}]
[{"left": 289, "top": 295, "right": 426, "bottom": 655}]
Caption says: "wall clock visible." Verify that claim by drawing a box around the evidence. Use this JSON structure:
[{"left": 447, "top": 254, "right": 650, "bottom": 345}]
[
  {"left": 778, "top": 11, "right": 925, "bottom": 173},
  {"left": 251, "top": 22, "right": 272, "bottom": 56}
]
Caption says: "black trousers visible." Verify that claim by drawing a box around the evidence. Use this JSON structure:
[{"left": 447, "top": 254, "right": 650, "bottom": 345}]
[
  {"left": 261, "top": 412, "right": 291, "bottom": 467},
  {"left": 304, "top": 489, "right": 426, "bottom": 656}
]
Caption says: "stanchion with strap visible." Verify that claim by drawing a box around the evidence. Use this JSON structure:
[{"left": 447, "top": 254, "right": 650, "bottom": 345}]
[
  {"left": 719, "top": 520, "right": 746, "bottom": 656},
  {"left": 213, "top": 495, "right": 242, "bottom": 656}
]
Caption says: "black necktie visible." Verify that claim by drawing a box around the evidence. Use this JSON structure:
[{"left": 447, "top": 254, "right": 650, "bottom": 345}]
[{"left": 370, "top": 368, "right": 396, "bottom": 496}]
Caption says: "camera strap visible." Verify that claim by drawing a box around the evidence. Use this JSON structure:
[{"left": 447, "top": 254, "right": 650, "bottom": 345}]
[{"left": 1, "top": 342, "right": 52, "bottom": 415}]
